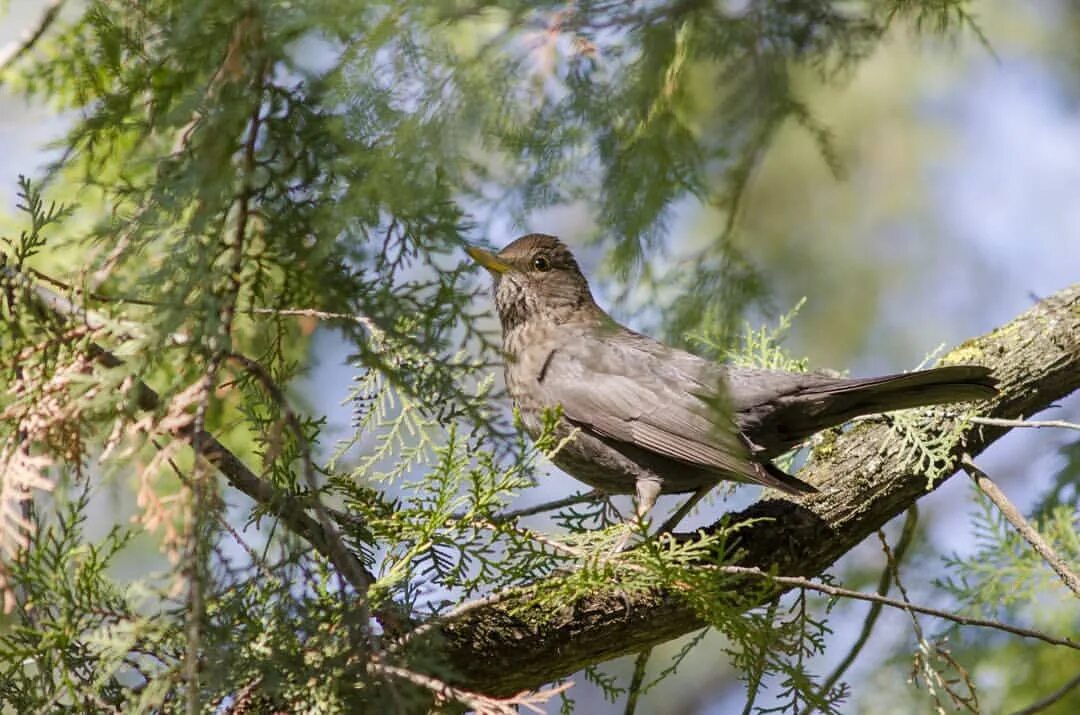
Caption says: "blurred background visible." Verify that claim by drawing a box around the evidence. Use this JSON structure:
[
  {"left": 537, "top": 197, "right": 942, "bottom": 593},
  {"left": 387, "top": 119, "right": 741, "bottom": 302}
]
[{"left": 2, "top": 0, "right": 1078, "bottom": 712}]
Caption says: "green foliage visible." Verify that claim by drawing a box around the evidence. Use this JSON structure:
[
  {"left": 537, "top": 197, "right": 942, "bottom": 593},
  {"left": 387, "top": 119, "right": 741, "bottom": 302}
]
[
  {"left": 1038, "top": 438, "right": 1080, "bottom": 517},
  {"left": 939, "top": 491, "right": 1080, "bottom": 617},
  {"left": 690, "top": 296, "right": 810, "bottom": 371},
  {"left": 4, "top": 175, "right": 74, "bottom": 266},
  {"left": 884, "top": 408, "right": 974, "bottom": 488},
  {"left": 874, "top": 345, "right": 986, "bottom": 489},
  {"left": 0, "top": 490, "right": 155, "bottom": 711},
  {"left": 1, "top": 0, "right": 1075, "bottom": 713}
]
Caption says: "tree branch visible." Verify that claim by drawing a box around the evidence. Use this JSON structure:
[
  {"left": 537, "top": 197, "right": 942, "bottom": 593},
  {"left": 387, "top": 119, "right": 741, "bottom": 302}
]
[
  {"left": 712, "top": 566, "right": 1078, "bottom": 651},
  {"left": 968, "top": 416, "right": 1080, "bottom": 431},
  {"left": 0, "top": 0, "right": 65, "bottom": 76},
  {"left": 807, "top": 506, "right": 919, "bottom": 713},
  {"left": 1010, "top": 669, "right": 1080, "bottom": 715},
  {"left": 0, "top": 264, "right": 400, "bottom": 632},
  {"left": 432, "top": 283, "right": 1080, "bottom": 696},
  {"left": 961, "top": 454, "right": 1080, "bottom": 599}
]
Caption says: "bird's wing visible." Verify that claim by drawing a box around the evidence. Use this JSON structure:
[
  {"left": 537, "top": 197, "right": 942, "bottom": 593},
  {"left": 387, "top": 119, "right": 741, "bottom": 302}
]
[{"left": 532, "top": 334, "right": 778, "bottom": 486}]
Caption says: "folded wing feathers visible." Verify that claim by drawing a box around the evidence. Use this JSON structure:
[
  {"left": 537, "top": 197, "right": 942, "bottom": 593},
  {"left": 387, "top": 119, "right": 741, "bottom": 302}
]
[{"left": 540, "top": 341, "right": 764, "bottom": 481}]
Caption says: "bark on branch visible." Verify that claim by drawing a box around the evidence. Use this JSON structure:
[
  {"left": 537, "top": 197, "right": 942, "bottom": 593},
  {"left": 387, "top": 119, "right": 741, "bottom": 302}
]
[{"left": 434, "top": 283, "right": 1080, "bottom": 697}]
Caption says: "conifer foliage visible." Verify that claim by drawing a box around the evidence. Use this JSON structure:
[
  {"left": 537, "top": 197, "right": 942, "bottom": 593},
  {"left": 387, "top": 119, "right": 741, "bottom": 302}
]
[{"left": 0, "top": 2, "right": 1077, "bottom": 713}]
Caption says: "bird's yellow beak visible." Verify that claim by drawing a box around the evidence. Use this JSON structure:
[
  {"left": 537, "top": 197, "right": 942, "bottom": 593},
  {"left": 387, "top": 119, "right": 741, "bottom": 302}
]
[{"left": 465, "top": 245, "right": 512, "bottom": 275}]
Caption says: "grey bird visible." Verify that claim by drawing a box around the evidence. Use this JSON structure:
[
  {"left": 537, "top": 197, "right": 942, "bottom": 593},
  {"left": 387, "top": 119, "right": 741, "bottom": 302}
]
[{"left": 467, "top": 234, "right": 998, "bottom": 533}]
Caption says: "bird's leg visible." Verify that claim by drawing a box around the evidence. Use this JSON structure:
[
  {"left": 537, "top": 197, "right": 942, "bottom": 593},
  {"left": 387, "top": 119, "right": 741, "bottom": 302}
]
[
  {"left": 654, "top": 485, "right": 712, "bottom": 537},
  {"left": 634, "top": 479, "right": 661, "bottom": 525},
  {"left": 611, "top": 479, "right": 662, "bottom": 553}
]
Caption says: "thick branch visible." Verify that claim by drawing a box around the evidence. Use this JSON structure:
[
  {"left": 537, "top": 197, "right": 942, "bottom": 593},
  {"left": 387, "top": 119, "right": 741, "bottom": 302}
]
[{"left": 435, "top": 284, "right": 1080, "bottom": 696}]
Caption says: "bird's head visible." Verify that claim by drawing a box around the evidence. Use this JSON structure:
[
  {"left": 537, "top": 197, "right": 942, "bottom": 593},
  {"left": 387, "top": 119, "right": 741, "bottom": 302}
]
[{"left": 466, "top": 234, "right": 598, "bottom": 332}]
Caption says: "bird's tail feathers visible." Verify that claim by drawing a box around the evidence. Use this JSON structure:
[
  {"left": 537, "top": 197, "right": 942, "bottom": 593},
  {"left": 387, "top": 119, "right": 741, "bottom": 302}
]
[
  {"left": 751, "top": 460, "right": 818, "bottom": 496},
  {"left": 803, "top": 364, "right": 998, "bottom": 418}
]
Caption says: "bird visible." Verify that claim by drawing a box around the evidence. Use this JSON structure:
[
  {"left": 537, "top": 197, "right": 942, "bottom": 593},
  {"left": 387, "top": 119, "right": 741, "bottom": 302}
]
[{"left": 466, "top": 233, "right": 998, "bottom": 536}]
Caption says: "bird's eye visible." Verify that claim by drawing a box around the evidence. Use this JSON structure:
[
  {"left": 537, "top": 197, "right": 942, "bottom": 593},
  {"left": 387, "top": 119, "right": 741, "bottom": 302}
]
[{"left": 532, "top": 255, "right": 551, "bottom": 272}]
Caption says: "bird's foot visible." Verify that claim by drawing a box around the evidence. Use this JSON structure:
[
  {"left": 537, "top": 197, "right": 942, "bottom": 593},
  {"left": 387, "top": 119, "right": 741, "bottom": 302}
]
[
  {"left": 653, "top": 485, "right": 712, "bottom": 537},
  {"left": 608, "top": 525, "right": 636, "bottom": 555}
]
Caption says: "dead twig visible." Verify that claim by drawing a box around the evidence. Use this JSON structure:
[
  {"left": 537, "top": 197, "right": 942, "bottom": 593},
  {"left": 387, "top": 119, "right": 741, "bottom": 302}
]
[
  {"left": 962, "top": 454, "right": 1080, "bottom": 599},
  {"left": 969, "top": 416, "right": 1080, "bottom": 432},
  {"left": 368, "top": 662, "right": 570, "bottom": 715},
  {"left": 714, "top": 566, "right": 1080, "bottom": 652},
  {"left": 805, "top": 506, "right": 919, "bottom": 714}
]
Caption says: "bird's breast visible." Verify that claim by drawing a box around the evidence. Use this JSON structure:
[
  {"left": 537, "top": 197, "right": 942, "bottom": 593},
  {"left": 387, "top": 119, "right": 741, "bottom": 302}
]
[{"left": 501, "top": 321, "right": 570, "bottom": 422}]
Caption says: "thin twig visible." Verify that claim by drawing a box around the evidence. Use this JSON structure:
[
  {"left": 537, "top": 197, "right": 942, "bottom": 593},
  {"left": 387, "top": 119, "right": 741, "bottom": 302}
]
[
  {"left": 715, "top": 567, "right": 1080, "bottom": 651},
  {"left": 29, "top": 267, "right": 384, "bottom": 337},
  {"left": 399, "top": 516, "right": 1080, "bottom": 666},
  {"left": 248, "top": 306, "right": 381, "bottom": 333},
  {"left": 389, "top": 508, "right": 627, "bottom": 655},
  {"left": 742, "top": 599, "right": 780, "bottom": 715},
  {"left": 442, "top": 493, "right": 599, "bottom": 529},
  {"left": 624, "top": 649, "right": 652, "bottom": 715},
  {"left": 878, "top": 510, "right": 926, "bottom": 646},
  {"left": 225, "top": 353, "right": 376, "bottom": 629},
  {"left": 1009, "top": 670, "right": 1080, "bottom": 715},
  {"left": 183, "top": 55, "right": 270, "bottom": 713},
  {"left": 4, "top": 264, "right": 396, "bottom": 628},
  {"left": 0, "top": 0, "right": 65, "bottom": 75},
  {"left": 29, "top": 267, "right": 160, "bottom": 307},
  {"left": 805, "top": 506, "right": 919, "bottom": 714},
  {"left": 152, "top": 438, "right": 277, "bottom": 583},
  {"left": 961, "top": 454, "right": 1080, "bottom": 599},
  {"left": 368, "top": 662, "right": 571, "bottom": 715},
  {"left": 369, "top": 662, "right": 517, "bottom": 715},
  {"left": 475, "top": 519, "right": 586, "bottom": 559},
  {"left": 969, "top": 416, "right": 1080, "bottom": 432},
  {"left": 487, "top": 490, "right": 604, "bottom": 523},
  {"left": 880, "top": 516, "right": 979, "bottom": 712},
  {"left": 390, "top": 589, "right": 520, "bottom": 656}
]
